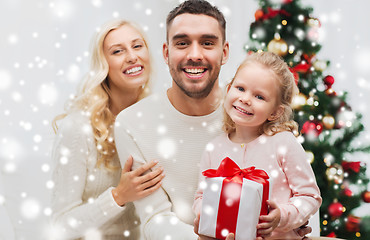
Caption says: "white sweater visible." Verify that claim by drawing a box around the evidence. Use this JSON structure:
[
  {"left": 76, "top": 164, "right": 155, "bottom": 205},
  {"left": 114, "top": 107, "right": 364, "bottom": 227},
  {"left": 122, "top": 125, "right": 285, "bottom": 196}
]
[
  {"left": 51, "top": 111, "right": 141, "bottom": 240},
  {"left": 114, "top": 92, "right": 223, "bottom": 240}
]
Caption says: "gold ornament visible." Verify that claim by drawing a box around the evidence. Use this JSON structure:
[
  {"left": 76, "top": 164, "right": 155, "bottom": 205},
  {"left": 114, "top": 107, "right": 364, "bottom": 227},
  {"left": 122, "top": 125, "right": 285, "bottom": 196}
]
[
  {"left": 326, "top": 163, "right": 344, "bottom": 184},
  {"left": 323, "top": 153, "right": 335, "bottom": 167},
  {"left": 308, "top": 18, "right": 320, "bottom": 27},
  {"left": 313, "top": 60, "right": 327, "bottom": 72},
  {"left": 267, "top": 38, "right": 288, "bottom": 56},
  {"left": 323, "top": 115, "right": 335, "bottom": 129},
  {"left": 292, "top": 93, "right": 307, "bottom": 109},
  {"left": 306, "top": 151, "right": 315, "bottom": 164},
  {"left": 325, "top": 88, "right": 336, "bottom": 96}
]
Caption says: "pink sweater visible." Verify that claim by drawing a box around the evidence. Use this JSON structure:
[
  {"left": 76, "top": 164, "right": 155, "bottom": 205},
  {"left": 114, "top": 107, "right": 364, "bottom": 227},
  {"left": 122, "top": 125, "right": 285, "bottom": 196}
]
[{"left": 193, "top": 131, "right": 322, "bottom": 239}]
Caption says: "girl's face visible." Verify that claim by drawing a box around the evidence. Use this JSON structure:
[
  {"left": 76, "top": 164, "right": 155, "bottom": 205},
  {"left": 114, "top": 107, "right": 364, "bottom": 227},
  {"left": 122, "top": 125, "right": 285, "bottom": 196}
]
[
  {"left": 103, "top": 24, "right": 150, "bottom": 93},
  {"left": 224, "top": 62, "right": 284, "bottom": 131}
]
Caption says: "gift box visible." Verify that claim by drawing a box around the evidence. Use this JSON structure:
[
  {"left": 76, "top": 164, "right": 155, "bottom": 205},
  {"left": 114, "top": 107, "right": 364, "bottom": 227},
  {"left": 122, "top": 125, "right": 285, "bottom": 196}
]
[{"left": 199, "top": 157, "right": 270, "bottom": 240}]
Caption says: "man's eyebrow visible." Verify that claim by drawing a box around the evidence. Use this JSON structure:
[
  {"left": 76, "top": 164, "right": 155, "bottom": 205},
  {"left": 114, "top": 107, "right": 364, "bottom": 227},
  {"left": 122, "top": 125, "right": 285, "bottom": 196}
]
[
  {"left": 172, "top": 34, "right": 188, "bottom": 41},
  {"left": 171, "top": 34, "right": 219, "bottom": 41},
  {"left": 200, "top": 34, "right": 219, "bottom": 40}
]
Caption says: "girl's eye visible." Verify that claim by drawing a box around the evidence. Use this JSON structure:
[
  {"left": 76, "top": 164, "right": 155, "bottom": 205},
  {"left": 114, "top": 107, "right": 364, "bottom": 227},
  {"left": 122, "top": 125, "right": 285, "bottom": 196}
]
[
  {"left": 236, "top": 86, "right": 245, "bottom": 92},
  {"left": 134, "top": 44, "right": 143, "bottom": 49},
  {"left": 256, "top": 95, "right": 265, "bottom": 100}
]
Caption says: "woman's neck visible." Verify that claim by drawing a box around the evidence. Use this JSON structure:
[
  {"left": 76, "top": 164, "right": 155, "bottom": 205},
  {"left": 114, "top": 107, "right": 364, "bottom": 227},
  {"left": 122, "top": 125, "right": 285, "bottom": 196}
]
[{"left": 109, "top": 87, "right": 141, "bottom": 116}]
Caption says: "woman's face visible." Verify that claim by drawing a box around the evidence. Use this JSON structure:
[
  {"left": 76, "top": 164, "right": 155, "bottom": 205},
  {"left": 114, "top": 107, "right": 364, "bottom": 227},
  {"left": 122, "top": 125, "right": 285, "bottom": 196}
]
[{"left": 103, "top": 24, "right": 150, "bottom": 93}]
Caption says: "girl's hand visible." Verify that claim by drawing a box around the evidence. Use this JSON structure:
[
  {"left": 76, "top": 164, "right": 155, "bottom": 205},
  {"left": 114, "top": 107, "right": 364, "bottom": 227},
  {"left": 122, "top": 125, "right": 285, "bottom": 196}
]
[
  {"left": 194, "top": 214, "right": 235, "bottom": 240},
  {"left": 112, "top": 156, "right": 164, "bottom": 206},
  {"left": 256, "top": 200, "right": 281, "bottom": 240}
]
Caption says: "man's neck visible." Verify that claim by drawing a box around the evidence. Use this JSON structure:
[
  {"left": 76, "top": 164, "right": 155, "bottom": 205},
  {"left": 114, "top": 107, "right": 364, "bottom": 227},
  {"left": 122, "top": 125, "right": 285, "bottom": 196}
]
[{"left": 167, "top": 86, "right": 223, "bottom": 116}]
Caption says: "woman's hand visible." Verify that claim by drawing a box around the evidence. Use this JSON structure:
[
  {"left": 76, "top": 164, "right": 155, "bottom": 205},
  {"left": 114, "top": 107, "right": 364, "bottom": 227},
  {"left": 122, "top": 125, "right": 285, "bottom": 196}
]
[
  {"left": 112, "top": 156, "right": 164, "bottom": 206},
  {"left": 194, "top": 214, "right": 235, "bottom": 240},
  {"left": 256, "top": 200, "right": 281, "bottom": 240}
]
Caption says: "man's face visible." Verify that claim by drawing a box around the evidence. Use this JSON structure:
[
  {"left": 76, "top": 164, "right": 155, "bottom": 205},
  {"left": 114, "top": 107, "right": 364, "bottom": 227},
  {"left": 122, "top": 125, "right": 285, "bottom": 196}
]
[{"left": 163, "top": 13, "right": 229, "bottom": 99}]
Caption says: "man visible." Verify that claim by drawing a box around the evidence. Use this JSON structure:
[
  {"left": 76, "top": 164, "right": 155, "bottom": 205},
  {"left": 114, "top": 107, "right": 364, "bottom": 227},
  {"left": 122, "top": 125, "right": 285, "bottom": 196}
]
[
  {"left": 115, "top": 1, "right": 311, "bottom": 239},
  {"left": 115, "top": 1, "right": 227, "bottom": 239}
]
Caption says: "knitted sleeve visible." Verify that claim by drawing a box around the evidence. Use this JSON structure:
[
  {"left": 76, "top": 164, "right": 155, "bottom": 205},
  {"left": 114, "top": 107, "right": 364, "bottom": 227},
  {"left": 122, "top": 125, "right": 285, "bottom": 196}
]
[
  {"left": 274, "top": 132, "right": 322, "bottom": 231},
  {"left": 192, "top": 148, "right": 212, "bottom": 216},
  {"left": 51, "top": 113, "right": 125, "bottom": 239}
]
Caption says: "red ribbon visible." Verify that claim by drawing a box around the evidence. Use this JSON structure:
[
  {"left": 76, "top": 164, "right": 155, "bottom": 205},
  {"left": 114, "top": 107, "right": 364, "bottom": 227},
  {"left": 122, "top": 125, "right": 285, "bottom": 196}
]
[
  {"left": 202, "top": 157, "right": 270, "bottom": 239},
  {"left": 342, "top": 161, "right": 362, "bottom": 173},
  {"left": 261, "top": 7, "right": 291, "bottom": 20}
]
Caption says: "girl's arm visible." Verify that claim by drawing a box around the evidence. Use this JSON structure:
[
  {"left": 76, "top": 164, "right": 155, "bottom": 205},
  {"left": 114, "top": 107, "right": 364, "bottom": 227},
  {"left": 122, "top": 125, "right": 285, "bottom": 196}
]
[{"left": 274, "top": 132, "right": 322, "bottom": 232}]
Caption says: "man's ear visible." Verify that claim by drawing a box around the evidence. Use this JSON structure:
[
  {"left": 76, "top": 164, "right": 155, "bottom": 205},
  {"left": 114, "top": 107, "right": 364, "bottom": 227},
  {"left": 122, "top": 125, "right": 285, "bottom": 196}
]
[
  {"left": 268, "top": 105, "right": 284, "bottom": 121},
  {"left": 163, "top": 43, "right": 169, "bottom": 65},
  {"left": 221, "top": 41, "right": 229, "bottom": 65}
]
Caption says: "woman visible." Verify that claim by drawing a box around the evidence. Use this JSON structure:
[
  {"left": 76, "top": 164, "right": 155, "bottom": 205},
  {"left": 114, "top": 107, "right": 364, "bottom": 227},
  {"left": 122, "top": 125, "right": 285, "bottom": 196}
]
[{"left": 51, "top": 19, "right": 164, "bottom": 239}]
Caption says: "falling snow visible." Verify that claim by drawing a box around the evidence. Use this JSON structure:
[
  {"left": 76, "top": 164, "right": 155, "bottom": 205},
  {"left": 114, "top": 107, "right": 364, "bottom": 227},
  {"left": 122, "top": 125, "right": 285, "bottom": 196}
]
[{"left": 0, "top": 0, "right": 369, "bottom": 239}]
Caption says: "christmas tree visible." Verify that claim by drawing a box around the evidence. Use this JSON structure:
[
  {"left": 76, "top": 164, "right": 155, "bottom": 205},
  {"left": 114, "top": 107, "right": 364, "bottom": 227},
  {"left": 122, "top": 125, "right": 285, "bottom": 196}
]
[{"left": 245, "top": 0, "right": 370, "bottom": 239}]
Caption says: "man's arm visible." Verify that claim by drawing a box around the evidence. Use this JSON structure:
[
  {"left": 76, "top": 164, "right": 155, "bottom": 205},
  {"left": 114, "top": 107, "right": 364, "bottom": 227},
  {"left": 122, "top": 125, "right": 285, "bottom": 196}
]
[{"left": 114, "top": 119, "right": 198, "bottom": 240}]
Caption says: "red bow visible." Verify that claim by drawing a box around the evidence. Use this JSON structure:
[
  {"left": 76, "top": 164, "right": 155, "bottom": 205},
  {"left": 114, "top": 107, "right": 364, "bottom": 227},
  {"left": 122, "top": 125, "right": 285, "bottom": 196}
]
[
  {"left": 342, "top": 161, "right": 362, "bottom": 173},
  {"left": 203, "top": 157, "right": 269, "bottom": 183},
  {"left": 262, "top": 7, "right": 291, "bottom": 20}
]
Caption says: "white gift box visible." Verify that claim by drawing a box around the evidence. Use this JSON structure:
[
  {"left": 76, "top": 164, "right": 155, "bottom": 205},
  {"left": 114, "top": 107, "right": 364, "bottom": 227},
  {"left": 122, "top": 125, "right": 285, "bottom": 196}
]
[{"left": 199, "top": 176, "right": 269, "bottom": 240}]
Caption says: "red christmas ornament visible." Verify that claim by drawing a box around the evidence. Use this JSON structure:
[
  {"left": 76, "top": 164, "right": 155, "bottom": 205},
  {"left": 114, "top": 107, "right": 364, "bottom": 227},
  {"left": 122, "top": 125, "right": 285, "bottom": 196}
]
[
  {"left": 292, "top": 61, "right": 311, "bottom": 73},
  {"left": 328, "top": 202, "right": 344, "bottom": 218},
  {"left": 342, "top": 188, "right": 353, "bottom": 197},
  {"left": 255, "top": 9, "right": 264, "bottom": 21},
  {"left": 342, "top": 161, "right": 362, "bottom": 173},
  {"left": 289, "top": 67, "right": 299, "bottom": 85},
  {"left": 324, "top": 75, "right": 335, "bottom": 88},
  {"left": 326, "top": 232, "right": 337, "bottom": 238},
  {"left": 346, "top": 215, "right": 361, "bottom": 232},
  {"left": 301, "top": 121, "right": 323, "bottom": 136},
  {"left": 362, "top": 190, "right": 370, "bottom": 203}
]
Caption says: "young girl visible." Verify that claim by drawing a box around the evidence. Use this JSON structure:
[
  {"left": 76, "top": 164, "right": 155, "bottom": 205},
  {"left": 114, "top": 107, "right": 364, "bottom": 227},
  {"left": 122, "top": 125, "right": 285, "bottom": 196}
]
[{"left": 193, "top": 51, "right": 322, "bottom": 240}]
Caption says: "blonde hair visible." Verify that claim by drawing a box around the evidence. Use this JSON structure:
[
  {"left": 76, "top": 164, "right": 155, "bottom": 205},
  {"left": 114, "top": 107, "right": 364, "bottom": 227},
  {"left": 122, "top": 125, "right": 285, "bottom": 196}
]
[
  {"left": 53, "top": 19, "right": 152, "bottom": 169},
  {"left": 223, "top": 51, "right": 299, "bottom": 136}
]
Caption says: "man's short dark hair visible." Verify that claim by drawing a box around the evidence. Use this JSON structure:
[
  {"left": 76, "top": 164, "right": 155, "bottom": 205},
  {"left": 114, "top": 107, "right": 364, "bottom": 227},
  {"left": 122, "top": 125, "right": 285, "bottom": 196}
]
[{"left": 166, "top": 0, "right": 226, "bottom": 42}]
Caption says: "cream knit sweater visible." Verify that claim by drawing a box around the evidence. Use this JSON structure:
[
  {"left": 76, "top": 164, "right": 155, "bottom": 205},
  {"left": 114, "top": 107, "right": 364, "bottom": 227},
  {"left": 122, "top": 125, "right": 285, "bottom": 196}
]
[
  {"left": 115, "top": 92, "right": 223, "bottom": 240},
  {"left": 51, "top": 111, "right": 141, "bottom": 239}
]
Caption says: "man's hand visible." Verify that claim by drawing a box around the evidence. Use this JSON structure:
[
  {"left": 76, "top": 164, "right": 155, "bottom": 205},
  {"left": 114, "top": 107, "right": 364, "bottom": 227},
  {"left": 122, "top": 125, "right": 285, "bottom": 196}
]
[
  {"left": 194, "top": 214, "right": 235, "bottom": 240},
  {"left": 296, "top": 221, "right": 312, "bottom": 239}
]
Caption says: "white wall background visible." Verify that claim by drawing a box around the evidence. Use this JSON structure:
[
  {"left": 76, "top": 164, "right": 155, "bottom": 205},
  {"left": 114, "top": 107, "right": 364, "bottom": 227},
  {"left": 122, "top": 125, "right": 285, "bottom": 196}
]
[{"left": 0, "top": 0, "right": 369, "bottom": 239}]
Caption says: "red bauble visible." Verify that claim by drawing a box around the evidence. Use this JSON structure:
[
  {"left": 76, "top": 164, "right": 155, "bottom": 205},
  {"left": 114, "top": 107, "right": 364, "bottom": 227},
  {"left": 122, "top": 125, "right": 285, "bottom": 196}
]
[
  {"left": 346, "top": 215, "right": 361, "bottom": 232},
  {"left": 326, "top": 232, "right": 337, "bottom": 237},
  {"left": 342, "top": 188, "right": 353, "bottom": 197},
  {"left": 324, "top": 75, "right": 335, "bottom": 88},
  {"left": 362, "top": 190, "right": 370, "bottom": 203},
  {"left": 328, "top": 202, "right": 344, "bottom": 218},
  {"left": 301, "top": 121, "right": 323, "bottom": 136}
]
